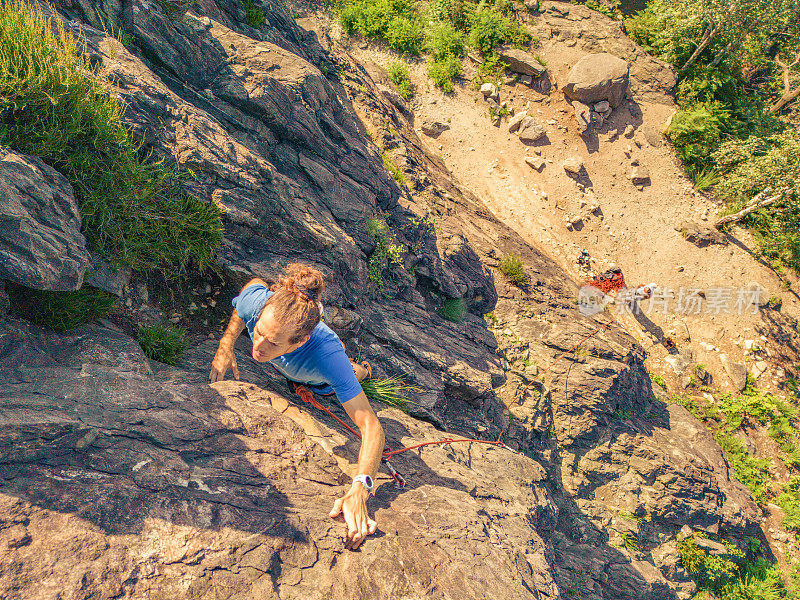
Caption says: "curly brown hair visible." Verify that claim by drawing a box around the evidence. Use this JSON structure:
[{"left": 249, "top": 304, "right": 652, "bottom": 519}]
[{"left": 264, "top": 263, "right": 325, "bottom": 343}]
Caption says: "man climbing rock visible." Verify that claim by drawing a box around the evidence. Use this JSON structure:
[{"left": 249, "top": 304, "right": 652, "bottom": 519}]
[{"left": 209, "top": 263, "right": 385, "bottom": 550}]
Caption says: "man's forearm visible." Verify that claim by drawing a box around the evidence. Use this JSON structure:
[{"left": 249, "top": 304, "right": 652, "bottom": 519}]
[
  {"left": 356, "top": 418, "right": 384, "bottom": 481},
  {"left": 220, "top": 310, "right": 246, "bottom": 348}
]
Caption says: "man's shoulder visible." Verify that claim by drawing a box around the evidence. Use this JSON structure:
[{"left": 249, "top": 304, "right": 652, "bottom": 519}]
[{"left": 310, "top": 320, "right": 342, "bottom": 347}]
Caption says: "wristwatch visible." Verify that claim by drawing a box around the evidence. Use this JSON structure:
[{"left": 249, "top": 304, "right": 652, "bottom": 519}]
[{"left": 353, "top": 474, "right": 374, "bottom": 494}]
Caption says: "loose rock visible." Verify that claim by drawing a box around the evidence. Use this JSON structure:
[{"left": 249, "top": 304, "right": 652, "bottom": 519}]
[
  {"left": 573, "top": 101, "right": 592, "bottom": 134},
  {"left": 524, "top": 156, "right": 546, "bottom": 171},
  {"left": 508, "top": 111, "right": 528, "bottom": 133},
  {"left": 420, "top": 120, "right": 450, "bottom": 137},
  {"left": 676, "top": 222, "right": 728, "bottom": 248},
  {"left": 720, "top": 354, "right": 748, "bottom": 391},
  {"left": 563, "top": 155, "right": 584, "bottom": 174},
  {"left": 480, "top": 82, "right": 499, "bottom": 100},
  {"left": 518, "top": 117, "right": 547, "bottom": 142},
  {"left": 496, "top": 46, "right": 547, "bottom": 77},
  {"left": 629, "top": 165, "right": 650, "bottom": 184}
]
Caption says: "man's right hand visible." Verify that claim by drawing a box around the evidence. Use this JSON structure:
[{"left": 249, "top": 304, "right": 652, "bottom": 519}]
[{"left": 210, "top": 344, "right": 239, "bottom": 382}]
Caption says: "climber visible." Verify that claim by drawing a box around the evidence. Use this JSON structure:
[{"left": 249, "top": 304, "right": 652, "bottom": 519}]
[
  {"left": 209, "top": 263, "right": 385, "bottom": 551},
  {"left": 576, "top": 248, "right": 592, "bottom": 270}
]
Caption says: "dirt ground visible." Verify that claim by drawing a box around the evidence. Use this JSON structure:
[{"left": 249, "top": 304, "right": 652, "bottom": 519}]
[{"left": 341, "top": 33, "right": 800, "bottom": 398}]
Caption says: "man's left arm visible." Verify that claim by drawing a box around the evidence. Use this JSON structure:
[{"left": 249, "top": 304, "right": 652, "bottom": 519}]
[{"left": 328, "top": 390, "right": 384, "bottom": 550}]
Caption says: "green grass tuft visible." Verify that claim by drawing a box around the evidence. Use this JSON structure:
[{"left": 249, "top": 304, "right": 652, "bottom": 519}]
[
  {"left": 649, "top": 372, "right": 668, "bottom": 389},
  {"left": 0, "top": 1, "right": 223, "bottom": 276},
  {"left": 692, "top": 166, "right": 720, "bottom": 191},
  {"left": 27, "top": 286, "right": 117, "bottom": 332},
  {"left": 361, "top": 375, "right": 420, "bottom": 412},
  {"left": 499, "top": 253, "right": 527, "bottom": 285},
  {"left": 381, "top": 150, "right": 406, "bottom": 187},
  {"left": 438, "top": 297, "right": 467, "bottom": 322},
  {"left": 137, "top": 323, "right": 187, "bottom": 365}
]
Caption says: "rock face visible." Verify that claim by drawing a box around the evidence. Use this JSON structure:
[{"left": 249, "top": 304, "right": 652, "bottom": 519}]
[
  {"left": 496, "top": 45, "right": 547, "bottom": 77},
  {"left": 0, "top": 147, "right": 90, "bottom": 291},
  {"left": 0, "top": 318, "right": 561, "bottom": 599},
  {"left": 562, "top": 53, "right": 630, "bottom": 108}
]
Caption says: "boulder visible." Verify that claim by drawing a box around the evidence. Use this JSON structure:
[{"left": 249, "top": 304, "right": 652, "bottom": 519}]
[
  {"left": 0, "top": 147, "right": 90, "bottom": 291},
  {"left": 508, "top": 111, "right": 527, "bottom": 133},
  {"left": 563, "top": 155, "right": 584, "bottom": 174},
  {"left": 517, "top": 117, "right": 547, "bottom": 142},
  {"left": 496, "top": 46, "right": 547, "bottom": 77},
  {"left": 420, "top": 119, "right": 450, "bottom": 137},
  {"left": 562, "top": 53, "right": 630, "bottom": 108}
]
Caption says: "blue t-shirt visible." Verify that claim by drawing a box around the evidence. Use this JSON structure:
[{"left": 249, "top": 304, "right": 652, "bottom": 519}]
[{"left": 232, "top": 284, "right": 362, "bottom": 403}]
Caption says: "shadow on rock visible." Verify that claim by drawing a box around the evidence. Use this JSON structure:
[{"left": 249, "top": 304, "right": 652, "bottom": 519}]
[{"left": 0, "top": 318, "right": 345, "bottom": 542}]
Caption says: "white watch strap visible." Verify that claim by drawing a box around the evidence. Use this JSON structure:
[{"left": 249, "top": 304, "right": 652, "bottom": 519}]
[{"left": 353, "top": 474, "right": 373, "bottom": 493}]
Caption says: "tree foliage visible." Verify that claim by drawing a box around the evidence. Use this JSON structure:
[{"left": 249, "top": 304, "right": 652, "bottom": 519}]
[{"left": 627, "top": 0, "right": 800, "bottom": 273}]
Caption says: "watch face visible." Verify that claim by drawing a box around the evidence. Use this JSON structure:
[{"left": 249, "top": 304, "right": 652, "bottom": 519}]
[{"left": 365, "top": 475, "right": 373, "bottom": 488}]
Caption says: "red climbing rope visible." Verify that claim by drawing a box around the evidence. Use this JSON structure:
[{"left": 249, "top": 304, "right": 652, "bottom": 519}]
[{"left": 291, "top": 317, "right": 612, "bottom": 487}]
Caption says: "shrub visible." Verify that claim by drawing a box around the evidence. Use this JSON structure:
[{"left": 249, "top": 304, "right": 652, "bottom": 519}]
[
  {"left": 499, "top": 253, "right": 527, "bottom": 285},
  {"left": 242, "top": 0, "right": 265, "bottom": 28},
  {"left": 338, "top": 0, "right": 421, "bottom": 53},
  {"left": 138, "top": 323, "right": 187, "bottom": 365},
  {"left": 438, "top": 297, "right": 467, "bottom": 322},
  {"left": 0, "top": 1, "right": 223, "bottom": 275},
  {"left": 429, "top": 0, "right": 474, "bottom": 31},
  {"left": 467, "top": 6, "right": 530, "bottom": 55},
  {"left": 26, "top": 286, "right": 117, "bottom": 332},
  {"left": 677, "top": 533, "right": 785, "bottom": 600},
  {"left": 424, "top": 20, "right": 466, "bottom": 60},
  {"left": 366, "top": 215, "right": 405, "bottom": 291},
  {"left": 388, "top": 60, "right": 414, "bottom": 100},
  {"left": 713, "top": 131, "right": 800, "bottom": 273},
  {"left": 427, "top": 54, "right": 462, "bottom": 92},
  {"left": 666, "top": 103, "right": 728, "bottom": 172},
  {"left": 386, "top": 15, "right": 423, "bottom": 54}
]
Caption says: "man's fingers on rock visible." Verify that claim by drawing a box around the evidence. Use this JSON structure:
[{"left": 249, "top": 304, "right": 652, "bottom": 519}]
[
  {"left": 329, "top": 498, "right": 344, "bottom": 518},
  {"left": 367, "top": 519, "right": 377, "bottom": 534}
]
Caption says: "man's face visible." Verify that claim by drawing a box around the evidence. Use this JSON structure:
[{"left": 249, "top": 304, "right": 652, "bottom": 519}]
[{"left": 251, "top": 305, "right": 309, "bottom": 362}]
